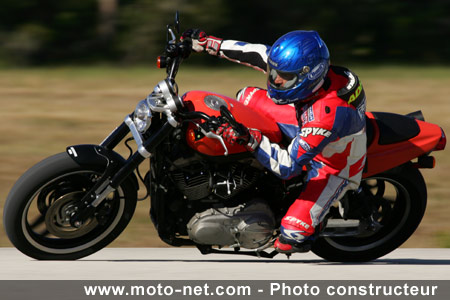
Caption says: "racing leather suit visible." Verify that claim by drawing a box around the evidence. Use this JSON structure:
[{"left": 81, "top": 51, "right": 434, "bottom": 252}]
[{"left": 212, "top": 39, "right": 367, "bottom": 245}]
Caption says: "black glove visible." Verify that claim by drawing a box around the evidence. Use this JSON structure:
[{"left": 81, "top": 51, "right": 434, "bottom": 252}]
[{"left": 180, "top": 28, "right": 223, "bottom": 55}]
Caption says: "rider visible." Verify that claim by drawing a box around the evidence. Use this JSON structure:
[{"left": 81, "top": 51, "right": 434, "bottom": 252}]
[{"left": 181, "top": 29, "right": 367, "bottom": 253}]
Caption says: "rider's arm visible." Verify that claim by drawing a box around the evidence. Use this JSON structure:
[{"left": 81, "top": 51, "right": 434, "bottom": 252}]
[
  {"left": 181, "top": 29, "right": 269, "bottom": 73},
  {"left": 253, "top": 100, "right": 367, "bottom": 180},
  {"left": 217, "top": 40, "right": 270, "bottom": 73},
  {"left": 254, "top": 124, "right": 336, "bottom": 180}
]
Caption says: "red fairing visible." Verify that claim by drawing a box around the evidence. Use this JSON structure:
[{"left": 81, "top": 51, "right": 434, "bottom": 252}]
[{"left": 182, "top": 91, "right": 282, "bottom": 156}]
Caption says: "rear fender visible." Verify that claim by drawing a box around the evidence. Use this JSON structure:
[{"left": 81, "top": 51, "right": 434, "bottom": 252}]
[
  {"left": 66, "top": 144, "right": 139, "bottom": 190},
  {"left": 364, "top": 112, "right": 443, "bottom": 177}
]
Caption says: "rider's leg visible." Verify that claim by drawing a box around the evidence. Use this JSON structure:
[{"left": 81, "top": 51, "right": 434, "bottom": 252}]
[{"left": 275, "top": 165, "right": 352, "bottom": 253}]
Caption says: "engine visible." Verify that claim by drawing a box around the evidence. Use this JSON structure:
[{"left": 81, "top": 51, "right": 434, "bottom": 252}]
[
  {"left": 167, "top": 156, "right": 276, "bottom": 249},
  {"left": 186, "top": 199, "right": 276, "bottom": 249},
  {"left": 170, "top": 156, "right": 261, "bottom": 201}
]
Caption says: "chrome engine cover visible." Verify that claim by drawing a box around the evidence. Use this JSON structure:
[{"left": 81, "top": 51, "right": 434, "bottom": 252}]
[{"left": 186, "top": 199, "right": 275, "bottom": 249}]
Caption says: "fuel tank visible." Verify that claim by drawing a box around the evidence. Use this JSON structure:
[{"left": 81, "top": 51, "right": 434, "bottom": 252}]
[{"left": 182, "top": 91, "right": 282, "bottom": 156}]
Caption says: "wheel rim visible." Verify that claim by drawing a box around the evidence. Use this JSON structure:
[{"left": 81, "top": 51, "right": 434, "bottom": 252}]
[
  {"left": 21, "top": 171, "right": 125, "bottom": 254},
  {"left": 323, "top": 176, "right": 411, "bottom": 252}
]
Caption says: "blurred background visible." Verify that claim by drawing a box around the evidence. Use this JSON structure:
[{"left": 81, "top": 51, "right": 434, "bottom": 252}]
[
  {"left": 0, "top": 0, "right": 449, "bottom": 248},
  {"left": 1, "top": 0, "right": 449, "bottom": 66}
]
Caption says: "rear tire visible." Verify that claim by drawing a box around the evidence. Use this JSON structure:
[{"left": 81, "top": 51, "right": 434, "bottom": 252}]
[
  {"left": 3, "top": 152, "right": 137, "bottom": 260},
  {"left": 312, "top": 164, "right": 427, "bottom": 262}
]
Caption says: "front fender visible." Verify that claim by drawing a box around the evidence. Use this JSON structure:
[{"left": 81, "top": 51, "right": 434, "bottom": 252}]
[{"left": 66, "top": 144, "right": 139, "bottom": 191}]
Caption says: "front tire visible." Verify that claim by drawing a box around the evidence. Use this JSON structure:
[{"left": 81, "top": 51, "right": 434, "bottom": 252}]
[
  {"left": 312, "top": 164, "right": 427, "bottom": 262},
  {"left": 3, "top": 152, "right": 137, "bottom": 260}
]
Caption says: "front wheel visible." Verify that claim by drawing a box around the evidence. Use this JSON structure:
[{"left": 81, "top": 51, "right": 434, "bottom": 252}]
[
  {"left": 3, "top": 152, "right": 137, "bottom": 260},
  {"left": 312, "top": 164, "right": 427, "bottom": 262}
]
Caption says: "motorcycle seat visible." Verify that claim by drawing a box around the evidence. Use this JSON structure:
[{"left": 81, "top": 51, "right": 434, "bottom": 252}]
[{"left": 368, "top": 112, "right": 421, "bottom": 146}]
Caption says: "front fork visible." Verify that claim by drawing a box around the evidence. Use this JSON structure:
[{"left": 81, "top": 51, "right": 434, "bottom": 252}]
[{"left": 69, "top": 114, "right": 174, "bottom": 227}]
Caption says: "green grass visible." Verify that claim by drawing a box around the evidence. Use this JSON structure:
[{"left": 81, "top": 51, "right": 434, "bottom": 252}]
[
  {"left": 436, "top": 232, "right": 450, "bottom": 248},
  {"left": 1, "top": 65, "right": 449, "bottom": 248}
]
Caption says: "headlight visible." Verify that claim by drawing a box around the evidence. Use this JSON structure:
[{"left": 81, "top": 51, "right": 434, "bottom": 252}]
[{"left": 133, "top": 100, "right": 152, "bottom": 133}]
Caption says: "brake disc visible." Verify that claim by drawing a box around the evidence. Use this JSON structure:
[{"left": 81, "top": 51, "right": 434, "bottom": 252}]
[{"left": 45, "top": 191, "right": 98, "bottom": 238}]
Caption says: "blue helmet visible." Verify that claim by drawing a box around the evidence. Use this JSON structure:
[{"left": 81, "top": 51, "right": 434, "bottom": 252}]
[{"left": 267, "top": 30, "right": 330, "bottom": 105}]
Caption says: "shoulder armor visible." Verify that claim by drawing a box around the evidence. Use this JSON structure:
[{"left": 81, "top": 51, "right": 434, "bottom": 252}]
[{"left": 332, "top": 66, "right": 365, "bottom": 108}]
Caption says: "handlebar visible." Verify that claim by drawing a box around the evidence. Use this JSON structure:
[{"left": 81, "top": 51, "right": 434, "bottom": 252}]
[
  {"left": 157, "top": 13, "right": 192, "bottom": 81},
  {"left": 177, "top": 111, "right": 229, "bottom": 155},
  {"left": 159, "top": 41, "right": 191, "bottom": 81},
  {"left": 159, "top": 13, "right": 244, "bottom": 153},
  {"left": 177, "top": 111, "right": 213, "bottom": 122},
  {"left": 219, "top": 106, "right": 246, "bottom": 137},
  {"left": 195, "top": 124, "right": 229, "bottom": 156},
  {"left": 177, "top": 106, "right": 247, "bottom": 154}
]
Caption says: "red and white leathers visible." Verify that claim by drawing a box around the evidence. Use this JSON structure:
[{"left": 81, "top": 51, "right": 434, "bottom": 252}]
[{"left": 211, "top": 39, "right": 367, "bottom": 246}]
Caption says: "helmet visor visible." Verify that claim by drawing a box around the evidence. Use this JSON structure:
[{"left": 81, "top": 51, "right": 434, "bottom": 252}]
[{"left": 268, "top": 68, "right": 299, "bottom": 90}]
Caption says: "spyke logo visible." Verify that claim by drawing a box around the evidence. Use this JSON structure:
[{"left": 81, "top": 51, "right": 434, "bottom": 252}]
[{"left": 300, "top": 127, "right": 332, "bottom": 138}]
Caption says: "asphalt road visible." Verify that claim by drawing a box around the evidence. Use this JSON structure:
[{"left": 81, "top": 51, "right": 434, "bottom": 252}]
[{"left": 0, "top": 247, "right": 449, "bottom": 280}]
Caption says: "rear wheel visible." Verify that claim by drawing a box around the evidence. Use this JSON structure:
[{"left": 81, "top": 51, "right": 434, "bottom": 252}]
[
  {"left": 312, "top": 164, "right": 427, "bottom": 262},
  {"left": 3, "top": 152, "right": 137, "bottom": 260}
]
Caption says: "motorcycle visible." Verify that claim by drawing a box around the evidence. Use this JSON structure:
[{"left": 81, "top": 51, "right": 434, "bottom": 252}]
[{"left": 3, "top": 13, "right": 446, "bottom": 262}]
